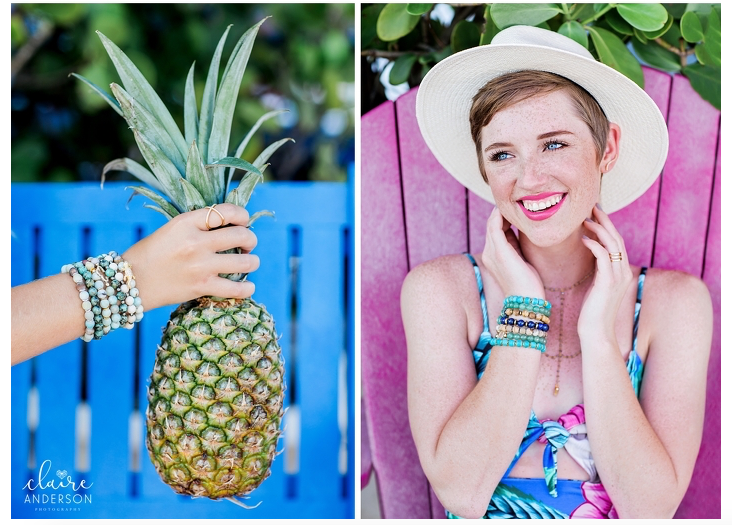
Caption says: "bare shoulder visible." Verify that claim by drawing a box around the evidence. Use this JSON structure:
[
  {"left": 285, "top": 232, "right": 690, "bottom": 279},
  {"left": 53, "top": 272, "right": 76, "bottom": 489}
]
[
  {"left": 641, "top": 267, "right": 712, "bottom": 315},
  {"left": 641, "top": 267, "right": 712, "bottom": 358},
  {"left": 401, "top": 253, "right": 477, "bottom": 304}
]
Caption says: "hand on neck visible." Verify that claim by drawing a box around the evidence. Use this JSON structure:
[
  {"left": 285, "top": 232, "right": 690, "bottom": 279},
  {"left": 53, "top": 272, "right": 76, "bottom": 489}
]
[{"left": 518, "top": 226, "right": 596, "bottom": 290}]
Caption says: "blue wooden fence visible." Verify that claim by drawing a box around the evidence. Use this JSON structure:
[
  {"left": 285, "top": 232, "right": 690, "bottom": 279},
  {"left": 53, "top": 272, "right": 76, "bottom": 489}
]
[{"left": 11, "top": 181, "right": 354, "bottom": 518}]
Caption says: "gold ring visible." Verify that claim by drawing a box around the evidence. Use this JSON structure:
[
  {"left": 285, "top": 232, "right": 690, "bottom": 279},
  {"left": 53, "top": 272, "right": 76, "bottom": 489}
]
[
  {"left": 205, "top": 205, "right": 226, "bottom": 230},
  {"left": 608, "top": 252, "right": 623, "bottom": 262}
]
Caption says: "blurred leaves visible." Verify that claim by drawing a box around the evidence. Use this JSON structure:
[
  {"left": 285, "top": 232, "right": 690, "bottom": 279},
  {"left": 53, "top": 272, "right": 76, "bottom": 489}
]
[
  {"left": 362, "top": 3, "right": 721, "bottom": 112},
  {"left": 12, "top": 3, "right": 355, "bottom": 183}
]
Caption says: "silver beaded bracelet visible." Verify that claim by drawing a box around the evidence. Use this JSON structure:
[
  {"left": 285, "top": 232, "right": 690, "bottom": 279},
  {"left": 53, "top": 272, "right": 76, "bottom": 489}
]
[{"left": 61, "top": 251, "right": 144, "bottom": 342}]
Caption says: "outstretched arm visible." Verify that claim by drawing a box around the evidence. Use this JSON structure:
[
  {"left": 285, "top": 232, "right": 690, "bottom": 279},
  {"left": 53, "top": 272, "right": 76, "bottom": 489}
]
[{"left": 11, "top": 204, "right": 259, "bottom": 365}]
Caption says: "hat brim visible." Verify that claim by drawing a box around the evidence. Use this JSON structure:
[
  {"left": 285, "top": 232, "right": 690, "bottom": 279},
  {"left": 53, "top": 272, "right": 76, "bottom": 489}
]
[{"left": 416, "top": 40, "right": 668, "bottom": 214}]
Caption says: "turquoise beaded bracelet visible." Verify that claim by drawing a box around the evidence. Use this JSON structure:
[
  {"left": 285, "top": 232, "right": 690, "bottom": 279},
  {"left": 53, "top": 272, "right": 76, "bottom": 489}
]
[
  {"left": 62, "top": 251, "right": 144, "bottom": 342},
  {"left": 491, "top": 295, "right": 552, "bottom": 353},
  {"left": 503, "top": 295, "right": 552, "bottom": 316}
]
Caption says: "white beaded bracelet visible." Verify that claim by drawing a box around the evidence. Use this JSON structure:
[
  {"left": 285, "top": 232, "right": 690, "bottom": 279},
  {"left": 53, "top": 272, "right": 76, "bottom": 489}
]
[{"left": 62, "top": 251, "right": 144, "bottom": 341}]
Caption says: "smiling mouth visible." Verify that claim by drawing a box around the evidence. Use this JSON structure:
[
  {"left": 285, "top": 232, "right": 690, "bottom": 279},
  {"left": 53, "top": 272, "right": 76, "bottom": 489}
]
[{"left": 520, "top": 194, "right": 565, "bottom": 212}]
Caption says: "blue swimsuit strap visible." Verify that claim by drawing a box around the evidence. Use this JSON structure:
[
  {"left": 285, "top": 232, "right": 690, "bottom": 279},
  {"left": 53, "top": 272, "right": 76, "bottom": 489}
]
[{"left": 464, "top": 253, "right": 492, "bottom": 378}]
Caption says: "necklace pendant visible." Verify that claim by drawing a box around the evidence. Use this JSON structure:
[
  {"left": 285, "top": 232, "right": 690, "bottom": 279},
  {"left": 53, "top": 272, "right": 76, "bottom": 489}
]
[{"left": 553, "top": 384, "right": 560, "bottom": 396}]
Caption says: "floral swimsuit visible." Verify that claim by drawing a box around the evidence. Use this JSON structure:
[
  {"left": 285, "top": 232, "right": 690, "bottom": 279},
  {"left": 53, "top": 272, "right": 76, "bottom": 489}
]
[{"left": 447, "top": 254, "right": 647, "bottom": 519}]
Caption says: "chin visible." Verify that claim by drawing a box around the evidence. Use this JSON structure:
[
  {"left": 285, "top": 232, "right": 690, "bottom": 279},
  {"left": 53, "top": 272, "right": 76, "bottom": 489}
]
[{"left": 516, "top": 223, "right": 575, "bottom": 248}]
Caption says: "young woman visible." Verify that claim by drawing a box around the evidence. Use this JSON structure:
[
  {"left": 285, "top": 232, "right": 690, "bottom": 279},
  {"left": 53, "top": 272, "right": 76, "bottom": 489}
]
[{"left": 402, "top": 26, "right": 711, "bottom": 519}]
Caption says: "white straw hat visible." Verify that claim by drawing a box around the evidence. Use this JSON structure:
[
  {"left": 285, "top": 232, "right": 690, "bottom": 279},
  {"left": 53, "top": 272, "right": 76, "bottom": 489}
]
[{"left": 415, "top": 25, "right": 668, "bottom": 213}]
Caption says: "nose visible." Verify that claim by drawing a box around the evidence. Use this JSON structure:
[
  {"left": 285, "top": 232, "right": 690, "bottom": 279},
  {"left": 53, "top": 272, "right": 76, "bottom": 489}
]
[{"left": 517, "top": 154, "right": 551, "bottom": 189}]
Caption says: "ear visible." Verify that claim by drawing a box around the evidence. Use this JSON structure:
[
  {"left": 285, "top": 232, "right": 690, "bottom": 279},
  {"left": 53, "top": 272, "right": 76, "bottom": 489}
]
[{"left": 601, "top": 123, "right": 621, "bottom": 173}]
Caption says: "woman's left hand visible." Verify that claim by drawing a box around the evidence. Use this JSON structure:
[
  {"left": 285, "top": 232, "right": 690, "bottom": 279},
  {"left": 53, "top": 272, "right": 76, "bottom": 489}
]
[{"left": 578, "top": 205, "right": 634, "bottom": 342}]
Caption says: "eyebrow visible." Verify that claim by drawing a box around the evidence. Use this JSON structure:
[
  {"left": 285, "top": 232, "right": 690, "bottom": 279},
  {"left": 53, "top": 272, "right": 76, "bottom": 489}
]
[
  {"left": 537, "top": 130, "right": 574, "bottom": 140},
  {"left": 484, "top": 130, "right": 575, "bottom": 152}
]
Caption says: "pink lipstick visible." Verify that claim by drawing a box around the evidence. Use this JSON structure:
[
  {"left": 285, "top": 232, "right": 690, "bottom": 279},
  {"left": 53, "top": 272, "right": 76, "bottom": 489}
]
[{"left": 518, "top": 192, "right": 566, "bottom": 221}]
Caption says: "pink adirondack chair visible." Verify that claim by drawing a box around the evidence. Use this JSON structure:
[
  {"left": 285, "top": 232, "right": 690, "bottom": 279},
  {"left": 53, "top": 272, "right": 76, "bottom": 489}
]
[{"left": 361, "top": 67, "right": 721, "bottom": 519}]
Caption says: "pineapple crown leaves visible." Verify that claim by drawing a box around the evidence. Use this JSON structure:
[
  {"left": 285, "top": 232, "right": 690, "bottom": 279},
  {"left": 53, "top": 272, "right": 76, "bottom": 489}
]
[{"left": 72, "top": 17, "right": 293, "bottom": 219}]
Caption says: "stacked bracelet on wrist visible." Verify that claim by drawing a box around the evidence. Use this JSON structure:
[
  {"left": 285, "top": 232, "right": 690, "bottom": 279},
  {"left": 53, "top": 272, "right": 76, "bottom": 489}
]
[
  {"left": 490, "top": 296, "right": 551, "bottom": 352},
  {"left": 61, "top": 251, "right": 143, "bottom": 342}
]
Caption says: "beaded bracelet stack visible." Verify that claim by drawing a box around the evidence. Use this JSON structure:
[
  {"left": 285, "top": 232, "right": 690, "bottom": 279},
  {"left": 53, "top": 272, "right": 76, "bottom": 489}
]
[
  {"left": 61, "top": 251, "right": 143, "bottom": 342},
  {"left": 490, "top": 296, "right": 552, "bottom": 352}
]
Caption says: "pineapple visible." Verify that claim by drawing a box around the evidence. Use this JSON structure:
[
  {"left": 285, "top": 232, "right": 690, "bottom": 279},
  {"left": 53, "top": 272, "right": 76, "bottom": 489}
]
[{"left": 73, "top": 20, "right": 289, "bottom": 504}]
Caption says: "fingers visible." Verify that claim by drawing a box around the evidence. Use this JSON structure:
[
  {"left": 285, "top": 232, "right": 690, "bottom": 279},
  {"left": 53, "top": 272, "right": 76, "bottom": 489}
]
[
  {"left": 208, "top": 225, "right": 258, "bottom": 253},
  {"left": 190, "top": 204, "right": 251, "bottom": 231},
  {"left": 207, "top": 278, "right": 256, "bottom": 300},
  {"left": 213, "top": 253, "right": 260, "bottom": 276},
  {"left": 581, "top": 236, "right": 611, "bottom": 274}
]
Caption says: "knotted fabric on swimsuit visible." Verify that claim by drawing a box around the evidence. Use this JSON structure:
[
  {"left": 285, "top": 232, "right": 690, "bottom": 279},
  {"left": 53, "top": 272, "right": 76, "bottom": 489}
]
[{"left": 504, "top": 405, "right": 597, "bottom": 498}]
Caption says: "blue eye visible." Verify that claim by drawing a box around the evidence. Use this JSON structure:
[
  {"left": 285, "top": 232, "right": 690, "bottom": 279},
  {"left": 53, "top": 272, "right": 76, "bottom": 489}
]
[
  {"left": 490, "top": 150, "right": 511, "bottom": 162},
  {"left": 544, "top": 140, "right": 566, "bottom": 151}
]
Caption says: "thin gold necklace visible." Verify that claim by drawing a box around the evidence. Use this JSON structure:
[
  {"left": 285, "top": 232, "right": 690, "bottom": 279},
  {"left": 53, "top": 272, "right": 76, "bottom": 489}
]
[{"left": 543, "top": 269, "right": 594, "bottom": 396}]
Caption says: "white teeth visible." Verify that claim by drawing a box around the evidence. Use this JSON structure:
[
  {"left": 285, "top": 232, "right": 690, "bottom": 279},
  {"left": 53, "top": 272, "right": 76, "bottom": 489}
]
[{"left": 522, "top": 194, "right": 562, "bottom": 212}]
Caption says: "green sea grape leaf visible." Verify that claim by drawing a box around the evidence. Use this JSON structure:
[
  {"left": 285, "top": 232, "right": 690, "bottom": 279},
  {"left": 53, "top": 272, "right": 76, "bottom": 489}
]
[
  {"left": 70, "top": 73, "right": 124, "bottom": 116},
  {"left": 683, "top": 63, "right": 720, "bottom": 110},
  {"left": 490, "top": 3, "right": 562, "bottom": 30},
  {"left": 407, "top": 4, "right": 432, "bottom": 15},
  {"left": 680, "top": 11, "right": 704, "bottom": 42},
  {"left": 111, "top": 83, "right": 187, "bottom": 176},
  {"left": 451, "top": 20, "right": 480, "bottom": 52},
  {"left": 616, "top": 3, "right": 668, "bottom": 32},
  {"left": 642, "top": 14, "right": 674, "bottom": 39},
  {"left": 102, "top": 157, "right": 165, "bottom": 193},
  {"left": 184, "top": 62, "right": 198, "bottom": 146},
  {"left": 588, "top": 25, "right": 644, "bottom": 87},
  {"left": 701, "top": 6, "right": 721, "bottom": 66},
  {"left": 631, "top": 37, "right": 681, "bottom": 72},
  {"left": 633, "top": 27, "right": 648, "bottom": 44},
  {"left": 96, "top": 31, "right": 188, "bottom": 162},
  {"left": 389, "top": 53, "right": 417, "bottom": 85},
  {"left": 605, "top": 9, "right": 634, "bottom": 35},
  {"left": 480, "top": 4, "right": 501, "bottom": 45},
  {"left": 362, "top": 4, "right": 385, "bottom": 47},
  {"left": 376, "top": 4, "right": 420, "bottom": 41},
  {"left": 558, "top": 21, "right": 588, "bottom": 48}
]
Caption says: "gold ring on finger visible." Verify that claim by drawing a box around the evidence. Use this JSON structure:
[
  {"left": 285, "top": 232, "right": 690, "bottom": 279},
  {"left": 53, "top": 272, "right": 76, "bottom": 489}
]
[
  {"left": 608, "top": 252, "right": 623, "bottom": 263},
  {"left": 205, "top": 204, "right": 226, "bottom": 230}
]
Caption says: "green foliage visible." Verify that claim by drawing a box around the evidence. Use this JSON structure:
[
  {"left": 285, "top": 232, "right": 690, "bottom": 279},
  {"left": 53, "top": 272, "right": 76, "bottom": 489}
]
[
  {"left": 362, "top": 3, "right": 721, "bottom": 112},
  {"left": 377, "top": 4, "right": 421, "bottom": 41},
  {"left": 490, "top": 4, "right": 562, "bottom": 30},
  {"left": 12, "top": 4, "right": 354, "bottom": 183}
]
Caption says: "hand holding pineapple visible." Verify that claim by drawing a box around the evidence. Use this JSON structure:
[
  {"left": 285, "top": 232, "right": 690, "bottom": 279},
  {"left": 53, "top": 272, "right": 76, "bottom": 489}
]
[{"left": 123, "top": 203, "right": 259, "bottom": 311}]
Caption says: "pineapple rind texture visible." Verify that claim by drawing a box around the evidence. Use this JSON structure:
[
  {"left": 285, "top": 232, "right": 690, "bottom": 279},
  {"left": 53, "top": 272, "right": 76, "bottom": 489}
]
[{"left": 146, "top": 297, "right": 284, "bottom": 499}]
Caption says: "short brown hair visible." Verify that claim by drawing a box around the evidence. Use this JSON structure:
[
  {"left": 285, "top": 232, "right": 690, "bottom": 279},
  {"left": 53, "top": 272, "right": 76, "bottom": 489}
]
[{"left": 469, "top": 70, "right": 609, "bottom": 181}]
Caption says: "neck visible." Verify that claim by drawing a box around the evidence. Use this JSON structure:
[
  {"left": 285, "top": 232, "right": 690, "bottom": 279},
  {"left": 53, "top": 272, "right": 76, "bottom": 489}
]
[{"left": 518, "top": 228, "right": 596, "bottom": 290}]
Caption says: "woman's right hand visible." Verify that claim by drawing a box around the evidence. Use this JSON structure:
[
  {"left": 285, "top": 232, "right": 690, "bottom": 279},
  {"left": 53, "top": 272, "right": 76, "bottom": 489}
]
[
  {"left": 122, "top": 203, "right": 260, "bottom": 310},
  {"left": 481, "top": 206, "right": 544, "bottom": 298}
]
